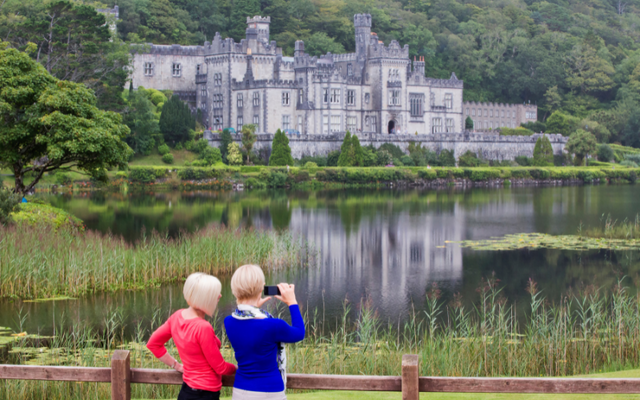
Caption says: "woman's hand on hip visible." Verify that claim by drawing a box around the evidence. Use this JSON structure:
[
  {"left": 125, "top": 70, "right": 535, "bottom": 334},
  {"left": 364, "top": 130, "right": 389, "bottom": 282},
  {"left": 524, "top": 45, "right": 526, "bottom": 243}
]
[{"left": 275, "top": 283, "right": 297, "bottom": 306}]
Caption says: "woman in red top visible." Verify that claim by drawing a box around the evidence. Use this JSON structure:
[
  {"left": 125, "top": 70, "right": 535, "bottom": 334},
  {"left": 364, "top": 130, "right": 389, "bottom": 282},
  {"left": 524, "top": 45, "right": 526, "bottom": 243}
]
[{"left": 147, "top": 273, "right": 236, "bottom": 400}]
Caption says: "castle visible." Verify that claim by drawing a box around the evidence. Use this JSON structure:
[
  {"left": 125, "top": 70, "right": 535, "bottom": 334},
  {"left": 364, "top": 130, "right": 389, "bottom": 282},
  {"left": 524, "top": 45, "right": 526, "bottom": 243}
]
[{"left": 131, "top": 14, "right": 464, "bottom": 136}]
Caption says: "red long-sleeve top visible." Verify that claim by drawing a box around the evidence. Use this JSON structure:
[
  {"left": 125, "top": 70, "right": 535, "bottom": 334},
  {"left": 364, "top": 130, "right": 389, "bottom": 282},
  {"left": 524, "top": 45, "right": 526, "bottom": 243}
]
[{"left": 146, "top": 310, "right": 236, "bottom": 392}]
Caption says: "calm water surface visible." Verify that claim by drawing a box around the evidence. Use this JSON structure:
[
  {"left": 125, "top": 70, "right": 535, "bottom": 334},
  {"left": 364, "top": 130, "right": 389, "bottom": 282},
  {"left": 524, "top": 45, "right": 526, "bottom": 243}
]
[{"left": 2, "top": 185, "right": 639, "bottom": 336}]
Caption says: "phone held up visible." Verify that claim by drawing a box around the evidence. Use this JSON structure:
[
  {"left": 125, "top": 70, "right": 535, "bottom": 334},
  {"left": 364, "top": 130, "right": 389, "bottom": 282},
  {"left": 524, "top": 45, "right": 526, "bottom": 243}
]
[{"left": 263, "top": 286, "right": 281, "bottom": 296}]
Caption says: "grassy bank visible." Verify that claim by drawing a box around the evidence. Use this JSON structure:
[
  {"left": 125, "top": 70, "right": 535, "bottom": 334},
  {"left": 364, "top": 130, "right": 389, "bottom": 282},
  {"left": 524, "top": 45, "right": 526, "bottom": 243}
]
[
  {"left": 0, "top": 224, "right": 311, "bottom": 299},
  {"left": 3, "top": 279, "right": 640, "bottom": 399}
]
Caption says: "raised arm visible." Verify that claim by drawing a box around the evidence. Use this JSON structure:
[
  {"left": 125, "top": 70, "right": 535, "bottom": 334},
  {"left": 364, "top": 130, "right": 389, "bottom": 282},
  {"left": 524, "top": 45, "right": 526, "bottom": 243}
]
[
  {"left": 199, "top": 326, "right": 237, "bottom": 376},
  {"left": 272, "top": 304, "right": 305, "bottom": 343}
]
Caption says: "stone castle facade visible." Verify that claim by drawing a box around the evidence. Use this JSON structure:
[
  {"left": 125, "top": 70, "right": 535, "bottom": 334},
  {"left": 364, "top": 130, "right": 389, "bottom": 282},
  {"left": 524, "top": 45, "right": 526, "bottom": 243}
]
[
  {"left": 463, "top": 101, "right": 539, "bottom": 132},
  {"left": 131, "top": 14, "right": 465, "bottom": 136}
]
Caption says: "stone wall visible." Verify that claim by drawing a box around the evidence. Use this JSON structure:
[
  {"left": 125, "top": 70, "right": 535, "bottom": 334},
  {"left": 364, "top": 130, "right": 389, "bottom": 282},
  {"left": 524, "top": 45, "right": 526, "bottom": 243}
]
[{"left": 204, "top": 131, "right": 567, "bottom": 161}]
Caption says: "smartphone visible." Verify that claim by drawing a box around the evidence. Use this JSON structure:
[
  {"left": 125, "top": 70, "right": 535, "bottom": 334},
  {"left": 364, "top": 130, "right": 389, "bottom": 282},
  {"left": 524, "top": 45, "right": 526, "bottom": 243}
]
[{"left": 264, "top": 286, "right": 281, "bottom": 296}]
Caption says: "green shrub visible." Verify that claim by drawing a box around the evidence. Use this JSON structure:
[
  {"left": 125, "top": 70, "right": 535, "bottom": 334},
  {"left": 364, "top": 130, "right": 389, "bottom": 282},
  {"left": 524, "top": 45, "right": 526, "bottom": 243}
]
[
  {"left": 378, "top": 143, "right": 405, "bottom": 159},
  {"left": 515, "top": 156, "right": 532, "bottom": 166},
  {"left": 465, "top": 168, "right": 500, "bottom": 181},
  {"left": 115, "top": 171, "right": 128, "bottom": 179},
  {"left": 240, "top": 166, "right": 262, "bottom": 173},
  {"left": 500, "top": 127, "right": 534, "bottom": 136},
  {"left": 458, "top": 151, "right": 481, "bottom": 167},
  {"left": 55, "top": 172, "right": 73, "bottom": 186},
  {"left": 303, "top": 162, "right": 318, "bottom": 169},
  {"left": 438, "top": 150, "right": 456, "bottom": 167},
  {"left": 200, "top": 146, "right": 223, "bottom": 165},
  {"left": 0, "top": 188, "right": 20, "bottom": 226},
  {"left": 511, "top": 169, "right": 531, "bottom": 179},
  {"left": 327, "top": 150, "right": 340, "bottom": 166},
  {"left": 620, "top": 160, "right": 639, "bottom": 168},
  {"left": 533, "top": 136, "right": 554, "bottom": 166},
  {"left": 12, "top": 203, "right": 83, "bottom": 231},
  {"left": 268, "top": 172, "right": 287, "bottom": 187},
  {"left": 418, "top": 169, "right": 437, "bottom": 180},
  {"left": 161, "top": 153, "right": 174, "bottom": 164},
  {"left": 175, "top": 142, "right": 183, "bottom": 151},
  {"left": 529, "top": 168, "right": 550, "bottom": 180},
  {"left": 597, "top": 144, "right": 614, "bottom": 162},
  {"left": 400, "top": 155, "right": 414, "bottom": 166},
  {"left": 129, "top": 167, "right": 167, "bottom": 183},
  {"left": 192, "top": 139, "right": 209, "bottom": 155},
  {"left": 376, "top": 150, "right": 392, "bottom": 166},
  {"left": 244, "top": 177, "right": 266, "bottom": 189},
  {"left": 630, "top": 171, "right": 638, "bottom": 183},
  {"left": 158, "top": 144, "right": 170, "bottom": 156},
  {"left": 178, "top": 168, "right": 218, "bottom": 181},
  {"left": 294, "top": 170, "right": 310, "bottom": 183}
]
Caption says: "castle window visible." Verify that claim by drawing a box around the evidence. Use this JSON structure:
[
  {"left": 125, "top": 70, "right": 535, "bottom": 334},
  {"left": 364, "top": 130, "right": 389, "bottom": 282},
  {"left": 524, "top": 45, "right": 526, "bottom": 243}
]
[
  {"left": 346, "top": 116, "right": 356, "bottom": 132},
  {"left": 389, "top": 90, "right": 400, "bottom": 106},
  {"left": 297, "top": 116, "right": 303, "bottom": 132},
  {"left": 323, "top": 89, "right": 329, "bottom": 103},
  {"left": 282, "top": 91, "right": 290, "bottom": 106},
  {"left": 466, "top": 108, "right": 469, "bottom": 116},
  {"left": 196, "top": 64, "right": 202, "bottom": 74},
  {"left": 484, "top": 109, "right": 488, "bottom": 117},
  {"left": 432, "top": 118, "right": 443, "bottom": 133},
  {"left": 501, "top": 110, "right": 505, "bottom": 118},
  {"left": 370, "top": 116, "right": 377, "bottom": 132},
  {"left": 237, "top": 93, "right": 243, "bottom": 108},
  {"left": 172, "top": 63, "right": 182, "bottom": 77},
  {"left": 144, "top": 62, "right": 154, "bottom": 76},
  {"left": 331, "top": 115, "right": 341, "bottom": 132},
  {"left": 282, "top": 115, "right": 290, "bottom": 130},
  {"left": 214, "top": 73, "right": 222, "bottom": 86},
  {"left": 410, "top": 94, "right": 423, "bottom": 117},
  {"left": 526, "top": 111, "right": 537, "bottom": 119},
  {"left": 330, "top": 89, "right": 341, "bottom": 104},
  {"left": 323, "top": 115, "right": 329, "bottom": 133},
  {"left": 490, "top": 110, "right": 493, "bottom": 117},
  {"left": 213, "top": 94, "right": 223, "bottom": 109},
  {"left": 472, "top": 108, "right": 476, "bottom": 116},
  {"left": 446, "top": 118, "right": 454, "bottom": 133},
  {"left": 347, "top": 63, "right": 353, "bottom": 76},
  {"left": 365, "top": 93, "right": 370, "bottom": 104},
  {"left": 213, "top": 115, "right": 223, "bottom": 131},
  {"left": 444, "top": 93, "right": 452, "bottom": 109},
  {"left": 200, "top": 87, "right": 206, "bottom": 97},
  {"left": 253, "top": 92, "right": 260, "bottom": 106},
  {"left": 237, "top": 116, "right": 243, "bottom": 130},
  {"left": 347, "top": 90, "right": 355, "bottom": 105},
  {"left": 253, "top": 115, "right": 259, "bottom": 131},
  {"left": 298, "top": 89, "right": 304, "bottom": 105}
]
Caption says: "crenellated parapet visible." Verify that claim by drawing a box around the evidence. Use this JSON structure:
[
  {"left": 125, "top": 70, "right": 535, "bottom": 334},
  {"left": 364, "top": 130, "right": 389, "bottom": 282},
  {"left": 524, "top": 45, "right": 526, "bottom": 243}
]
[
  {"left": 231, "top": 78, "right": 300, "bottom": 89},
  {"left": 368, "top": 39, "right": 409, "bottom": 59},
  {"left": 134, "top": 44, "right": 205, "bottom": 56}
]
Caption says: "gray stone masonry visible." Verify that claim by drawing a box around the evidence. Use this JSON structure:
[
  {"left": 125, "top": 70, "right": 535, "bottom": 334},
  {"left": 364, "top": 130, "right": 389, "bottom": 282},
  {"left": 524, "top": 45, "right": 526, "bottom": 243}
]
[{"left": 204, "top": 131, "right": 568, "bottom": 161}]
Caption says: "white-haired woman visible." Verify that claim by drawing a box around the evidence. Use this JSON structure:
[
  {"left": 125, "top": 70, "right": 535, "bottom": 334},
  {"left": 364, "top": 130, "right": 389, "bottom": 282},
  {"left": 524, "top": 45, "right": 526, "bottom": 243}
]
[
  {"left": 147, "top": 273, "right": 236, "bottom": 400},
  {"left": 224, "top": 264, "right": 305, "bottom": 400}
]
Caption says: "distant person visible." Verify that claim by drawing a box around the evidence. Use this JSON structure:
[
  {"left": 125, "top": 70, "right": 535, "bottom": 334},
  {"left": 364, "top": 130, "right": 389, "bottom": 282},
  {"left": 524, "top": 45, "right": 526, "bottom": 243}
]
[
  {"left": 225, "top": 265, "right": 305, "bottom": 400},
  {"left": 21, "top": 197, "right": 27, "bottom": 203},
  {"left": 147, "top": 273, "right": 236, "bottom": 400}
]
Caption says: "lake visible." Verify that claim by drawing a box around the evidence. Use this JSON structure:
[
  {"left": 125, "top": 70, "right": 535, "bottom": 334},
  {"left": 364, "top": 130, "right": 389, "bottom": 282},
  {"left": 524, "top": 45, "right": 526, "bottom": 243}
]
[{"left": 2, "top": 184, "right": 639, "bottom": 336}]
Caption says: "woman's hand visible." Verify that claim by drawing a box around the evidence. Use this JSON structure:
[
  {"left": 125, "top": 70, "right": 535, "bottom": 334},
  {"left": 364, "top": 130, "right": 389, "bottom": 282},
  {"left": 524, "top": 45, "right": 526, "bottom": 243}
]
[
  {"left": 275, "top": 283, "right": 297, "bottom": 306},
  {"left": 257, "top": 296, "right": 272, "bottom": 307},
  {"left": 174, "top": 362, "right": 184, "bottom": 373}
]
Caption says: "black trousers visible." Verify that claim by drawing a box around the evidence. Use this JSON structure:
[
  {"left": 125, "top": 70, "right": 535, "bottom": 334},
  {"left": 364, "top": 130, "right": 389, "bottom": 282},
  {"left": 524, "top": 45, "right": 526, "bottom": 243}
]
[{"left": 177, "top": 382, "right": 221, "bottom": 400}]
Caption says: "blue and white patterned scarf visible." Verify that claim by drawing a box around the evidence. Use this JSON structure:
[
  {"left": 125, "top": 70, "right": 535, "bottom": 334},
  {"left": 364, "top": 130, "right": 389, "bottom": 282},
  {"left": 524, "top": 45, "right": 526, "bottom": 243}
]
[{"left": 232, "top": 304, "right": 287, "bottom": 385}]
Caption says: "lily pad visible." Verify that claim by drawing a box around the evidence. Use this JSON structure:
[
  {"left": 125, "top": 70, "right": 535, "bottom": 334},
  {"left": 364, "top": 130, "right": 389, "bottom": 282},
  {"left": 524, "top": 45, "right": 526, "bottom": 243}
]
[{"left": 446, "top": 233, "right": 640, "bottom": 252}]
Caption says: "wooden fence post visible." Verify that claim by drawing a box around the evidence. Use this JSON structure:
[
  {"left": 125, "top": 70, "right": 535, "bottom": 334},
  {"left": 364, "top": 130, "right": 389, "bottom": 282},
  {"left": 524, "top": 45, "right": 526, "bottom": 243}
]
[
  {"left": 111, "top": 350, "right": 131, "bottom": 400},
  {"left": 402, "top": 354, "right": 419, "bottom": 400}
]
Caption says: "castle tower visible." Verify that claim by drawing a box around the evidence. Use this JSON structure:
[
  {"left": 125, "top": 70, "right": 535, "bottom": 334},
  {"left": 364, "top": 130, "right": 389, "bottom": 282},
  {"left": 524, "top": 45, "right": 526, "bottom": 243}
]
[
  {"left": 246, "top": 16, "right": 270, "bottom": 43},
  {"left": 354, "top": 14, "right": 371, "bottom": 59}
]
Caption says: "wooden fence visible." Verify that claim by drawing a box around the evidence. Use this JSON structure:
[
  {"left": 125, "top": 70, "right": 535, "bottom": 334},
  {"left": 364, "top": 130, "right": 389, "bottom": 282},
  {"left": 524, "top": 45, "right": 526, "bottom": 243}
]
[{"left": 3, "top": 351, "right": 640, "bottom": 399}]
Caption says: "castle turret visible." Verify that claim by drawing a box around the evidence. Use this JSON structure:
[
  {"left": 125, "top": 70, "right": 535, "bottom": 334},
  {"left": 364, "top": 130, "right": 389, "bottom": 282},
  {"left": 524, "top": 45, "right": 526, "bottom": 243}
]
[
  {"left": 246, "top": 16, "right": 270, "bottom": 43},
  {"left": 294, "top": 40, "right": 305, "bottom": 57},
  {"left": 354, "top": 14, "right": 371, "bottom": 60},
  {"left": 413, "top": 56, "right": 425, "bottom": 76}
]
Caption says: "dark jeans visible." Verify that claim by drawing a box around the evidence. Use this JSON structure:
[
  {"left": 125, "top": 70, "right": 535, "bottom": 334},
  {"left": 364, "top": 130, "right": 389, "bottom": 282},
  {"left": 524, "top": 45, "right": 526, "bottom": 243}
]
[{"left": 177, "top": 382, "right": 220, "bottom": 400}]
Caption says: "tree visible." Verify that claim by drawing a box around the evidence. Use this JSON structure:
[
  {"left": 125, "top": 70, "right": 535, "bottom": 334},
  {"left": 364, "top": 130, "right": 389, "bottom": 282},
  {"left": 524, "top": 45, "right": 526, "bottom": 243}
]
[
  {"left": 159, "top": 95, "right": 195, "bottom": 145},
  {"left": 229, "top": 0, "right": 260, "bottom": 41},
  {"left": 0, "top": 189, "right": 20, "bottom": 226},
  {"left": 227, "top": 142, "right": 243, "bottom": 165},
  {"left": 566, "top": 129, "right": 597, "bottom": 166},
  {"left": 546, "top": 111, "right": 580, "bottom": 136},
  {"left": 438, "top": 149, "right": 456, "bottom": 167},
  {"left": 337, "top": 131, "right": 354, "bottom": 166},
  {"left": 351, "top": 134, "right": 364, "bottom": 167},
  {"left": 241, "top": 124, "right": 257, "bottom": 165},
  {"left": 219, "top": 128, "right": 233, "bottom": 164},
  {"left": 269, "top": 129, "right": 294, "bottom": 166},
  {"left": 123, "top": 91, "right": 160, "bottom": 155},
  {"left": 465, "top": 116, "right": 474, "bottom": 130},
  {"left": 0, "top": 46, "right": 132, "bottom": 195},
  {"left": 565, "top": 44, "right": 615, "bottom": 94},
  {"left": 622, "top": 109, "right": 640, "bottom": 148},
  {"left": 327, "top": 150, "right": 340, "bottom": 166},
  {"left": 304, "top": 32, "right": 346, "bottom": 56},
  {"left": 533, "top": 136, "right": 554, "bottom": 166}
]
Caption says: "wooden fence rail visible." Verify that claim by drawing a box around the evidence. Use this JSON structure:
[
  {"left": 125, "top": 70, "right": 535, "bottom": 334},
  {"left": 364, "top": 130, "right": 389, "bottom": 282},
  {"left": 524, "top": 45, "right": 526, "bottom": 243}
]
[{"left": 3, "top": 351, "right": 640, "bottom": 399}]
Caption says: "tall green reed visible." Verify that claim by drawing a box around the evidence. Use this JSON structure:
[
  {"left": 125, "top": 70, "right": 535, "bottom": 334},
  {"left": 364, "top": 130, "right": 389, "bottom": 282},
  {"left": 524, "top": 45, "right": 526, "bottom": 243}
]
[{"left": 0, "top": 224, "right": 312, "bottom": 299}]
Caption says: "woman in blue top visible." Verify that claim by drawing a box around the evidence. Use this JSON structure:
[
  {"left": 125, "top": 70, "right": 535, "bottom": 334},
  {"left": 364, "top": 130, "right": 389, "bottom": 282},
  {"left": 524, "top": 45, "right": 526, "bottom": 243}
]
[{"left": 224, "top": 264, "right": 305, "bottom": 400}]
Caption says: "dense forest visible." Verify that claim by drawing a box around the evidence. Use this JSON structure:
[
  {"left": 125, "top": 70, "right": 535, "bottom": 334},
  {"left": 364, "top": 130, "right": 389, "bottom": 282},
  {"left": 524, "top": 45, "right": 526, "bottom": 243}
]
[{"left": 1, "top": 0, "right": 640, "bottom": 146}]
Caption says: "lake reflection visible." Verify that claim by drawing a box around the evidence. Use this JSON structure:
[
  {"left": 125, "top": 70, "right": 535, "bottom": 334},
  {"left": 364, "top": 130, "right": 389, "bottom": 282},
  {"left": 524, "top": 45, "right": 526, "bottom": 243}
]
[{"left": 2, "top": 185, "right": 639, "bottom": 335}]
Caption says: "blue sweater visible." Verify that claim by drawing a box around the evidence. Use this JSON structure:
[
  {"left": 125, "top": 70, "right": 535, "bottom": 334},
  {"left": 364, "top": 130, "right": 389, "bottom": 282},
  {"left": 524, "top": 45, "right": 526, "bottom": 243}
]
[{"left": 224, "top": 305, "right": 305, "bottom": 392}]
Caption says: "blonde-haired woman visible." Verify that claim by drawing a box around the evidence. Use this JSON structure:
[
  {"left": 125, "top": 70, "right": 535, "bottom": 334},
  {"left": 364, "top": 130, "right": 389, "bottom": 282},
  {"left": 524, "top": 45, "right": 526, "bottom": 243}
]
[
  {"left": 224, "top": 264, "right": 305, "bottom": 400},
  {"left": 147, "top": 273, "right": 236, "bottom": 400}
]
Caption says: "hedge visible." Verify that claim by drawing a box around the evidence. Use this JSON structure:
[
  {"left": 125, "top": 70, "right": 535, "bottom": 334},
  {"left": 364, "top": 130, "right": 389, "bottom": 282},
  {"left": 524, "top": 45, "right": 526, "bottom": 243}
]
[{"left": 128, "top": 167, "right": 169, "bottom": 183}]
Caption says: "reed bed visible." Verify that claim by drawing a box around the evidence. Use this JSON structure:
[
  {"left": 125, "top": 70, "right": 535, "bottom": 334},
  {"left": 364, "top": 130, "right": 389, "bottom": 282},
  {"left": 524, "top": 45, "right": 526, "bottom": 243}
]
[
  {"left": 582, "top": 213, "right": 640, "bottom": 239},
  {"left": 3, "top": 279, "right": 640, "bottom": 399},
  {"left": 0, "top": 224, "right": 311, "bottom": 299}
]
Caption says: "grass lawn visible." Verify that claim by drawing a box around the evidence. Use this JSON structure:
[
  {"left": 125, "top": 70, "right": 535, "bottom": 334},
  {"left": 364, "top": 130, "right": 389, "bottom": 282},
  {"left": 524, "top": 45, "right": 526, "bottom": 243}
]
[
  {"left": 136, "top": 369, "right": 640, "bottom": 400},
  {"left": 129, "top": 149, "right": 198, "bottom": 167}
]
